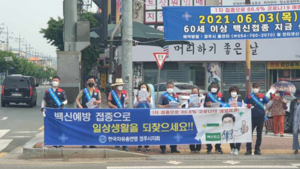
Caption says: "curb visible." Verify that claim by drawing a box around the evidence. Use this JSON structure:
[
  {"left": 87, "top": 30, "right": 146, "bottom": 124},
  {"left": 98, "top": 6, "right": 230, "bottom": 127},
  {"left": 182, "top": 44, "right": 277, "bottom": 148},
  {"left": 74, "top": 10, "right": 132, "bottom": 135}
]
[{"left": 22, "top": 148, "right": 148, "bottom": 159}]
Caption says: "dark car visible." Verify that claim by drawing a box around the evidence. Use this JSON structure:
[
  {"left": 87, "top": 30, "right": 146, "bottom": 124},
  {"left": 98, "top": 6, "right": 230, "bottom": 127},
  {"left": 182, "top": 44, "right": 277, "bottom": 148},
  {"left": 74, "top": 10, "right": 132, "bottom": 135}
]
[{"left": 1, "top": 75, "right": 39, "bottom": 107}]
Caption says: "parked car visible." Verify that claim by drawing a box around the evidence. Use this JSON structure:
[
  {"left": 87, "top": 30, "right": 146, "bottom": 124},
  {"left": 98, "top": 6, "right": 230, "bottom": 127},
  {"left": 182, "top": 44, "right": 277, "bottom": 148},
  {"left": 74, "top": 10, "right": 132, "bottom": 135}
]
[
  {"left": 283, "top": 80, "right": 300, "bottom": 132},
  {"left": 1, "top": 75, "right": 39, "bottom": 107},
  {"left": 153, "top": 82, "right": 205, "bottom": 104}
]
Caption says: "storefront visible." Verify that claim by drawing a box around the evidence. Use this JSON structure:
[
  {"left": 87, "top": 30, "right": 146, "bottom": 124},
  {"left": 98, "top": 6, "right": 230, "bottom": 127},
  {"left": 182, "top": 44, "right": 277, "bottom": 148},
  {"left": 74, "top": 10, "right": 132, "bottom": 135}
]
[{"left": 268, "top": 61, "right": 300, "bottom": 83}]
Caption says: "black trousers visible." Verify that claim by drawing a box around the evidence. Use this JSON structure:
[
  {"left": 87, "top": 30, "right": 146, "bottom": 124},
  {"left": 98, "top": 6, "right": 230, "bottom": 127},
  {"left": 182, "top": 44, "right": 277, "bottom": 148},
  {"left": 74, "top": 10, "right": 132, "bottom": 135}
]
[
  {"left": 160, "top": 145, "right": 177, "bottom": 151},
  {"left": 230, "top": 143, "right": 241, "bottom": 150},
  {"left": 115, "top": 146, "right": 127, "bottom": 149},
  {"left": 206, "top": 144, "right": 221, "bottom": 151},
  {"left": 246, "top": 116, "right": 264, "bottom": 151},
  {"left": 190, "top": 144, "right": 201, "bottom": 151},
  {"left": 138, "top": 146, "right": 149, "bottom": 148}
]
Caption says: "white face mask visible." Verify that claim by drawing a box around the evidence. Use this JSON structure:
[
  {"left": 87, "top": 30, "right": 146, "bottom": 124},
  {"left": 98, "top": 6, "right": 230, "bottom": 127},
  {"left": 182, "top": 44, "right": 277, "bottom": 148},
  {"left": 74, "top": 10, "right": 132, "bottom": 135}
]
[
  {"left": 211, "top": 88, "right": 218, "bottom": 93},
  {"left": 117, "top": 86, "right": 123, "bottom": 91},
  {"left": 52, "top": 81, "right": 59, "bottom": 87},
  {"left": 231, "top": 92, "right": 237, "bottom": 98},
  {"left": 275, "top": 93, "right": 280, "bottom": 97},
  {"left": 223, "top": 123, "right": 233, "bottom": 131},
  {"left": 141, "top": 88, "right": 147, "bottom": 92},
  {"left": 253, "top": 88, "right": 260, "bottom": 93},
  {"left": 167, "top": 88, "right": 173, "bottom": 94}
]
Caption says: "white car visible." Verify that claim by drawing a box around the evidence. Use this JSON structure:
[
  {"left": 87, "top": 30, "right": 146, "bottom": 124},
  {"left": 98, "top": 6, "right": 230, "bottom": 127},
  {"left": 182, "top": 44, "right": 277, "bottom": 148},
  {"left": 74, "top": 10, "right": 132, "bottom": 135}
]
[{"left": 153, "top": 82, "right": 205, "bottom": 105}]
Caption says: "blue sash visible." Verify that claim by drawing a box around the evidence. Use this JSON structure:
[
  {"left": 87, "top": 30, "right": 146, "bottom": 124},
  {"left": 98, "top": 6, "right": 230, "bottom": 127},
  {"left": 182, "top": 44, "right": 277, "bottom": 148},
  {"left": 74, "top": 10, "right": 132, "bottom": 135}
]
[
  {"left": 162, "top": 92, "right": 178, "bottom": 102},
  {"left": 83, "top": 88, "right": 92, "bottom": 102},
  {"left": 111, "top": 90, "right": 123, "bottom": 108},
  {"left": 207, "top": 93, "right": 230, "bottom": 107},
  {"left": 137, "top": 95, "right": 150, "bottom": 108},
  {"left": 250, "top": 93, "right": 265, "bottom": 110},
  {"left": 48, "top": 88, "right": 62, "bottom": 107}
]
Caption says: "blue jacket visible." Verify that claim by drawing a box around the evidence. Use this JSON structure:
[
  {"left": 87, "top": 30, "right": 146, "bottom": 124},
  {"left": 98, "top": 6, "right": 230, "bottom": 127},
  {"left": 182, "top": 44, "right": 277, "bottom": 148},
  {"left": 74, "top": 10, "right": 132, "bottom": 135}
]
[{"left": 244, "top": 93, "right": 269, "bottom": 117}]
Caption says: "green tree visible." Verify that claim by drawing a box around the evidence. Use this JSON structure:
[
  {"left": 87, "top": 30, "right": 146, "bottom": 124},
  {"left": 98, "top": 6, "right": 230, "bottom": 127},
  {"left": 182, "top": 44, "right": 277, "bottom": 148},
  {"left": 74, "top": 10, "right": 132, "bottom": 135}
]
[{"left": 40, "top": 13, "right": 102, "bottom": 74}]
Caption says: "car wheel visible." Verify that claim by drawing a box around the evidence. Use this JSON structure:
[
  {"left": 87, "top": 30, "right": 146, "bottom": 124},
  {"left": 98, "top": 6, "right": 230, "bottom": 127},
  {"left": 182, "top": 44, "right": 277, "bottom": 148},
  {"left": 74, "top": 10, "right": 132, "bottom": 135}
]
[
  {"left": 284, "top": 112, "right": 292, "bottom": 133},
  {"left": 29, "top": 101, "right": 34, "bottom": 108},
  {"left": 1, "top": 101, "right": 5, "bottom": 107},
  {"left": 33, "top": 100, "right": 37, "bottom": 106}
]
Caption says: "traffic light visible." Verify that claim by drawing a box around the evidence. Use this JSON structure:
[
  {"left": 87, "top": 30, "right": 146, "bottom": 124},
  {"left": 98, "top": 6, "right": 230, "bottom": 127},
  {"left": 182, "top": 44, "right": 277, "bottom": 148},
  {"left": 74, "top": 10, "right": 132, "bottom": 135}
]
[{"left": 92, "top": 0, "right": 108, "bottom": 46}]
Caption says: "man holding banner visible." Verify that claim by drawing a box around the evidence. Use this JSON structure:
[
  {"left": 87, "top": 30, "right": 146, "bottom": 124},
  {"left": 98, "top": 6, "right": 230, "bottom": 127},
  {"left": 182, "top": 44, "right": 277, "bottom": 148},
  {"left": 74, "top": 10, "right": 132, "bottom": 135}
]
[
  {"left": 76, "top": 75, "right": 101, "bottom": 148},
  {"left": 107, "top": 78, "right": 129, "bottom": 151},
  {"left": 244, "top": 83, "right": 269, "bottom": 155},
  {"left": 76, "top": 75, "right": 101, "bottom": 109},
  {"left": 41, "top": 76, "right": 67, "bottom": 148},
  {"left": 158, "top": 81, "right": 181, "bottom": 154}
]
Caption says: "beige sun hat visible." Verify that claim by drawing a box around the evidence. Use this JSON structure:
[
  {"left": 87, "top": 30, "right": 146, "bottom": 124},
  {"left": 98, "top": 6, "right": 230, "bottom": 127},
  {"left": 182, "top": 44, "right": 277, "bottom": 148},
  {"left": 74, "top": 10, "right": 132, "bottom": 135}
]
[{"left": 111, "top": 78, "right": 125, "bottom": 86}]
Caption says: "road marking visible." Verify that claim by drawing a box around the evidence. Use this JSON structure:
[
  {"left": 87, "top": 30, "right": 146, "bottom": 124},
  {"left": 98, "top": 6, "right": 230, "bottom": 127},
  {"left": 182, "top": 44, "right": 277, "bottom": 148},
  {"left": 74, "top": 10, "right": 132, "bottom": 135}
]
[
  {"left": 0, "top": 117, "right": 8, "bottom": 120},
  {"left": 14, "top": 131, "right": 38, "bottom": 134},
  {"left": 0, "top": 139, "right": 12, "bottom": 152},
  {"left": 38, "top": 126, "right": 44, "bottom": 131},
  {"left": 6, "top": 136, "right": 31, "bottom": 138},
  {"left": 0, "top": 130, "right": 10, "bottom": 138},
  {"left": 223, "top": 160, "right": 240, "bottom": 165},
  {"left": 166, "top": 161, "right": 182, "bottom": 165},
  {"left": 107, "top": 166, "right": 298, "bottom": 169},
  {"left": 0, "top": 152, "right": 7, "bottom": 158}
]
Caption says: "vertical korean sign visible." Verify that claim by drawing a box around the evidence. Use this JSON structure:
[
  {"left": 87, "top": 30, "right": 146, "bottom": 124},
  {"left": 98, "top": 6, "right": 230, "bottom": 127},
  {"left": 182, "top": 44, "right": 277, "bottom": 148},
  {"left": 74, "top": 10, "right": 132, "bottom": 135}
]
[
  {"left": 153, "top": 53, "right": 168, "bottom": 105},
  {"left": 163, "top": 4, "right": 300, "bottom": 40}
]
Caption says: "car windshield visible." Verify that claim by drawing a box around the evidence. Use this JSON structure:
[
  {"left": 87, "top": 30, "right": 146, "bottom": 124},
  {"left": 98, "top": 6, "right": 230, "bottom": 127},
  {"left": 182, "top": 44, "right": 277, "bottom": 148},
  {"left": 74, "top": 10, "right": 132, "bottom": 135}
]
[
  {"left": 4, "top": 78, "right": 29, "bottom": 88},
  {"left": 175, "top": 84, "right": 197, "bottom": 90}
]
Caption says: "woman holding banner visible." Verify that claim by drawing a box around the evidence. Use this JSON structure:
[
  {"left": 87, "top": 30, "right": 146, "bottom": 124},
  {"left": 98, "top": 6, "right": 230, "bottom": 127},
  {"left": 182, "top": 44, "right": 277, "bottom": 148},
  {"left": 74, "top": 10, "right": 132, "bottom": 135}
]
[
  {"left": 204, "top": 82, "right": 229, "bottom": 154},
  {"left": 186, "top": 87, "right": 202, "bottom": 153},
  {"left": 158, "top": 81, "right": 181, "bottom": 154},
  {"left": 108, "top": 78, "right": 129, "bottom": 151},
  {"left": 228, "top": 86, "right": 243, "bottom": 155},
  {"left": 133, "top": 83, "right": 152, "bottom": 152}
]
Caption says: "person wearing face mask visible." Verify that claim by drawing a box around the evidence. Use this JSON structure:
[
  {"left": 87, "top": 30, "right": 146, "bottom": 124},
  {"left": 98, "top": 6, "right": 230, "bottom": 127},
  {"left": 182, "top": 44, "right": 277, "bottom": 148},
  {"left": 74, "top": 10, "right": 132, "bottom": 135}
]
[
  {"left": 158, "top": 81, "right": 181, "bottom": 154},
  {"left": 267, "top": 91, "right": 287, "bottom": 137},
  {"left": 204, "top": 82, "right": 226, "bottom": 154},
  {"left": 76, "top": 75, "right": 102, "bottom": 109},
  {"left": 292, "top": 90, "right": 300, "bottom": 154},
  {"left": 186, "top": 87, "right": 202, "bottom": 153},
  {"left": 228, "top": 86, "right": 243, "bottom": 155},
  {"left": 107, "top": 78, "right": 129, "bottom": 151},
  {"left": 41, "top": 76, "right": 68, "bottom": 148},
  {"left": 75, "top": 76, "right": 102, "bottom": 149},
  {"left": 244, "top": 83, "right": 269, "bottom": 155},
  {"left": 133, "top": 83, "right": 152, "bottom": 152}
]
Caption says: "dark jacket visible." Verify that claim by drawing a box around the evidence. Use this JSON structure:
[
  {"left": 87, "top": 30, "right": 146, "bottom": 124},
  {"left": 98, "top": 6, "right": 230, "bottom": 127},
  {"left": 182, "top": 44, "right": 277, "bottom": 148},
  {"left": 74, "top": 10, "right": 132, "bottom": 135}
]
[
  {"left": 44, "top": 88, "right": 66, "bottom": 108},
  {"left": 204, "top": 93, "right": 225, "bottom": 107},
  {"left": 244, "top": 93, "right": 269, "bottom": 117},
  {"left": 82, "top": 88, "right": 100, "bottom": 108}
]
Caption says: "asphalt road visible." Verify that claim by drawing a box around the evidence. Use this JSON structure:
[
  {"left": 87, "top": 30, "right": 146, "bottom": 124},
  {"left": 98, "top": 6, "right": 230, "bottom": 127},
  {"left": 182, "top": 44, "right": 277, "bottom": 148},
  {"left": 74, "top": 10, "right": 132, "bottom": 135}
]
[
  {"left": 0, "top": 86, "right": 45, "bottom": 153},
  {"left": 1, "top": 158, "right": 300, "bottom": 169}
]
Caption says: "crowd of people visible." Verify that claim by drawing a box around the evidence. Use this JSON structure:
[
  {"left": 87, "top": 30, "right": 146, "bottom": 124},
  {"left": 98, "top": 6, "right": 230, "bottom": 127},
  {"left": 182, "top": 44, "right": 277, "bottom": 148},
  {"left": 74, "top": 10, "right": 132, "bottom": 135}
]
[{"left": 41, "top": 75, "right": 300, "bottom": 155}]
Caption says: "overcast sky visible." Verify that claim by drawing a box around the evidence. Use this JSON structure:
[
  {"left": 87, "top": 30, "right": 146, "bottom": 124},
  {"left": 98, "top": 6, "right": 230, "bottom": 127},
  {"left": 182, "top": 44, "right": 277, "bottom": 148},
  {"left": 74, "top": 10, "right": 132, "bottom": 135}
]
[{"left": 0, "top": 0, "right": 97, "bottom": 60}]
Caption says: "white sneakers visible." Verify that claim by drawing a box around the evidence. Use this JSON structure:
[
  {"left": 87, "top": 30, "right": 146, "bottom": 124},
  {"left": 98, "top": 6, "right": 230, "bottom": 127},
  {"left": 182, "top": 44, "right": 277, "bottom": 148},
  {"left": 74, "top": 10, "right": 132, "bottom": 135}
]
[
  {"left": 231, "top": 148, "right": 239, "bottom": 155},
  {"left": 234, "top": 149, "right": 239, "bottom": 155}
]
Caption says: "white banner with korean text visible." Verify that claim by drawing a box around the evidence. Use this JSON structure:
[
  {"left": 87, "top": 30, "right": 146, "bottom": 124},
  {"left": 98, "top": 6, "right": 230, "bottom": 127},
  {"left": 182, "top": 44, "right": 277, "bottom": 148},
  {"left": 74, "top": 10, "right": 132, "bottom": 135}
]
[{"left": 150, "top": 107, "right": 252, "bottom": 144}]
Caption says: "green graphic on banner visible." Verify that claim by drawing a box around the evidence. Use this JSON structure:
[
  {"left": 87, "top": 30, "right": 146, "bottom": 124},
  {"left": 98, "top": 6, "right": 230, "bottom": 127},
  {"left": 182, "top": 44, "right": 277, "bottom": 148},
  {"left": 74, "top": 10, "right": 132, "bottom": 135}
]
[
  {"left": 207, "top": 123, "right": 220, "bottom": 127},
  {"left": 206, "top": 133, "right": 221, "bottom": 141}
]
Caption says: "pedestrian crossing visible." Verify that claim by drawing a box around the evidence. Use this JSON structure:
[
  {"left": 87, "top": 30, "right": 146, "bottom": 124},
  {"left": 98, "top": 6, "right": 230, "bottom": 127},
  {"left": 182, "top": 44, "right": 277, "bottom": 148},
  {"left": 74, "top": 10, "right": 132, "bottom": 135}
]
[{"left": 0, "top": 129, "right": 39, "bottom": 156}]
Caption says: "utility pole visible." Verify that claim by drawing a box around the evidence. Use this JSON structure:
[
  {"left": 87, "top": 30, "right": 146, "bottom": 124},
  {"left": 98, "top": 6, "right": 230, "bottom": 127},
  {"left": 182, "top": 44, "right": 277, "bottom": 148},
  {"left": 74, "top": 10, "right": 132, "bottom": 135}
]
[
  {"left": 245, "top": 0, "right": 251, "bottom": 95},
  {"left": 5, "top": 27, "right": 13, "bottom": 51},
  {"left": 122, "top": 0, "right": 133, "bottom": 108},
  {"left": 16, "top": 34, "right": 24, "bottom": 58}
]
